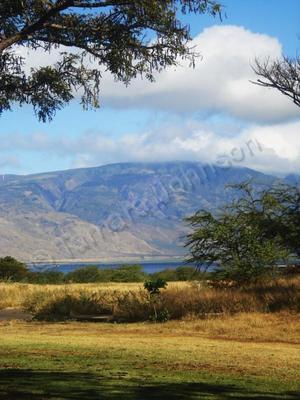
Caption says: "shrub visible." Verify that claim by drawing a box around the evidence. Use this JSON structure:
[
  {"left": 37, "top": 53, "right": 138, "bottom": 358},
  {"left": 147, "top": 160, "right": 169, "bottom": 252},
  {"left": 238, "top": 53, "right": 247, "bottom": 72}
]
[
  {"left": 64, "top": 264, "right": 147, "bottom": 283},
  {"left": 0, "top": 256, "right": 28, "bottom": 281},
  {"left": 109, "top": 265, "right": 147, "bottom": 282},
  {"left": 150, "top": 266, "right": 200, "bottom": 281},
  {"left": 26, "top": 270, "right": 65, "bottom": 284},
  {"left": 65, "top": 266, "right": 102, "bottom": 283},
  {"left": 144, "top": 279, "right": 168, "bottom": 295},
  {"left": 176, "top": 266, "right": 200, "bottom": 280},
  {"left": 33, "top": 292, "right": 113, "bottom": 321},
  {"left": 150, "top": 269, "right": 178, "bottom": 281},
  {"left": 149, "top": 308, "right": 170, "bottom": 323}
]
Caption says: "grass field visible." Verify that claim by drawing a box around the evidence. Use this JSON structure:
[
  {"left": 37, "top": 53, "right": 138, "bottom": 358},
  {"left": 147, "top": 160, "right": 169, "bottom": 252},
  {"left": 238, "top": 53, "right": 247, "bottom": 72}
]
[
  {"left": 0, "top": 312, "right": 299, "bottom": 399},
  {"left": 0, "top": 280, "right": 299, "bottom": 398}
]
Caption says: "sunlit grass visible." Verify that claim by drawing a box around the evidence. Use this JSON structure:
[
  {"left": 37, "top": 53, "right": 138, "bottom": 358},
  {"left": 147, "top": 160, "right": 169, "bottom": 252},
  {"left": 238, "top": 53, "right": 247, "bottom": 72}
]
[
  {"left": 0, "top": 314, "right": 299, "bottom": 399},
  {"left": 0, "top": 279, "right": 299, "bottom": 398}
]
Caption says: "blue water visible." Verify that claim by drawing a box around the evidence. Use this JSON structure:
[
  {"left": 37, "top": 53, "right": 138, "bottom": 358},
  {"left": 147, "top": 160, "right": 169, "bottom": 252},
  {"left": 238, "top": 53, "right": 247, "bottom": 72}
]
[{"left": 27, "top": 261, "right": 187, "bottom": 274}]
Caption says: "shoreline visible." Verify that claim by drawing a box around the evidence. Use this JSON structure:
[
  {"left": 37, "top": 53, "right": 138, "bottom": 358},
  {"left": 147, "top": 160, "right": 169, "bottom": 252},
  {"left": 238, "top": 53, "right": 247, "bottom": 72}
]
[{"left": 26, "top": 256, "right": 185, "bottom": 265}]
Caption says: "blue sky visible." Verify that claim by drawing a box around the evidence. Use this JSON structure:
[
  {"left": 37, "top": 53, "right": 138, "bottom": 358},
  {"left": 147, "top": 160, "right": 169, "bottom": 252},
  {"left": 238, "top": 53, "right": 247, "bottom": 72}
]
[{"left": 1, "top": 0, "right": 300, "bottom": 175}]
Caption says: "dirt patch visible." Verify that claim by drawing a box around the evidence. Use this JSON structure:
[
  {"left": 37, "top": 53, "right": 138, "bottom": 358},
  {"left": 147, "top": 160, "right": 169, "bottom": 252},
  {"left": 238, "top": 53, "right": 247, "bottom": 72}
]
[{"left": 0, "top": 308, "right": 32, "bottom": 321}]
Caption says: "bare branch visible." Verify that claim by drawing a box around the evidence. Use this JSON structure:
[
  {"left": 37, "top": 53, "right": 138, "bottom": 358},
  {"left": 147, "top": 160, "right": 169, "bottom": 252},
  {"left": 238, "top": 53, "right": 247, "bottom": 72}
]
[{"left": 252, "top": 56, "right": 300, "bottom": 108}]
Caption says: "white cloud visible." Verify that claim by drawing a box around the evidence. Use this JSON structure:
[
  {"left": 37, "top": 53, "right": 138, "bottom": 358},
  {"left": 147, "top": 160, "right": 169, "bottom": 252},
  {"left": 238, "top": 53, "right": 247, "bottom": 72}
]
[
  {"left": 101, "top": 25, "right": 299, "bottom": 122},
  {"left": 15, "top": 25, "right": 299, "bottom": 123},
  {"left": 2, "top": 120, "right": 300, "bottom": 175},
  {"left": 5, "top": 24, "right": 300, "bottom": 176}
]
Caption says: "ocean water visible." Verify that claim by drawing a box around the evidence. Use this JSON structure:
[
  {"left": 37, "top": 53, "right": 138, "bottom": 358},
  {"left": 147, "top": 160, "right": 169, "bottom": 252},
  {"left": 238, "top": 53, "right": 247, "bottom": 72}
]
[{"left": 27, "top": 261, "right": 187, "bottom": 274}]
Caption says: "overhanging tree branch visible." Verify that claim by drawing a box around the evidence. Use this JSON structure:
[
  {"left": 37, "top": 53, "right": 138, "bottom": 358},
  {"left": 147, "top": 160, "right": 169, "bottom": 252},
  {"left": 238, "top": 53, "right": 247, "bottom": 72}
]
[{"left": 0, "top": 0, "right": 222, "bottom": 121}]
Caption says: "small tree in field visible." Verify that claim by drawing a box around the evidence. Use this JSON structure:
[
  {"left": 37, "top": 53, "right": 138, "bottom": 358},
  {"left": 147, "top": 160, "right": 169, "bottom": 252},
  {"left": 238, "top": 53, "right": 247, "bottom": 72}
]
[{"left": 144, "top": 279, "right": 168, "bottom": 322}]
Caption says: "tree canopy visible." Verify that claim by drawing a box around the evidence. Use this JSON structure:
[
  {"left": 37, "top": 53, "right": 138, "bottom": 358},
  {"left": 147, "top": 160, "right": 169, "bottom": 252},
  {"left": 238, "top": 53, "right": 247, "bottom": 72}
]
[
  {"left": 185, "top": 182, "right": 300, "bottom": 284},
  {"left": 0, "top": 256, "right": 28, "bottom": 281},
  {"left": 0, "top": 0, "right": 221, "bottom": 121}
]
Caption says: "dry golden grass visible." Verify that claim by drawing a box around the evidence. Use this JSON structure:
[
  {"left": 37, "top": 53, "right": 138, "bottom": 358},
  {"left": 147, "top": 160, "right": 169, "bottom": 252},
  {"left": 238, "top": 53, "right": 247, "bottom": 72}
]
[
  {"left": 0, "top": 278, "right": 299, "bottom": 322},
  {"left": 0, "top": 282, "right": 189, "bottom": 310},
  {"left": 0, "top": 281, "right": 189, "bottom": 309}
]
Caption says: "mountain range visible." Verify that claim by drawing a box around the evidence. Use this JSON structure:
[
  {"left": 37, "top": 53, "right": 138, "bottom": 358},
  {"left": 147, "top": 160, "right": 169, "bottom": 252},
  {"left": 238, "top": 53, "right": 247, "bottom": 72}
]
[{"left": 0, "top": 161, "right": 297, "bottom": 263}]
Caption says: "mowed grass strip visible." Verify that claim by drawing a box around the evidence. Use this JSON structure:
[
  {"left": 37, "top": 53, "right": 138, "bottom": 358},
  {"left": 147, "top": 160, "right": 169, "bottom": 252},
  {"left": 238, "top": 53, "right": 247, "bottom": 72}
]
[{"left": 0, "top": 313, "right": 299, "bottom": 399}]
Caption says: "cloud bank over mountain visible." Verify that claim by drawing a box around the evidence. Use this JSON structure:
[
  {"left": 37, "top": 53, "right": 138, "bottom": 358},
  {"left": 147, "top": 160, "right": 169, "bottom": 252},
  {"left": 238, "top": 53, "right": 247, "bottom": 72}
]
[
  {"left": 7, "top": 25, "right": 300, "bottom": 176},
  {"left": 3, "top": 120, "right": 300, "bottom": 175}
]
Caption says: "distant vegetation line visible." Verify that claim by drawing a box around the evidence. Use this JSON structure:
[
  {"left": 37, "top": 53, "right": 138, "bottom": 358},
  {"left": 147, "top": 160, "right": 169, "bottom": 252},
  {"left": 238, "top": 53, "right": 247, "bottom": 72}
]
[{"left": 0, "top": 257, "right": 200, "bottom": 284}]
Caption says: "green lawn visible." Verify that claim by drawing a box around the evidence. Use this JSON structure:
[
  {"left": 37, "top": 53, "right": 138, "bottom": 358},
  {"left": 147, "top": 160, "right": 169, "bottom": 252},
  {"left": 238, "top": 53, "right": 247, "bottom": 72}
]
[{"left": 0, "top": 319, "right": 299, "bottom": 399}]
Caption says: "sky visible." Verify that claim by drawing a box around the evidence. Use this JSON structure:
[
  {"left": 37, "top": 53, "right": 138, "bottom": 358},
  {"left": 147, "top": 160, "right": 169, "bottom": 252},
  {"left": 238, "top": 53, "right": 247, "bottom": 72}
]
[{"left": 1, "top": 0, "right": 300, "bottom": 176}]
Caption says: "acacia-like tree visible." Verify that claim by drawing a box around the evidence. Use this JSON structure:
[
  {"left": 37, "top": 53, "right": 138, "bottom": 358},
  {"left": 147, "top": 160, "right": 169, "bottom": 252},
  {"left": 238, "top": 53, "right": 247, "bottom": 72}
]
[
  {"left": 252, "top": 56, "right": 300, "bottom": 108},
  {"left": 0, "top": 0, "right": 221, "bottom": 121},
  {"left": 185, "top": 182, "right": 300, "bottom": 284}
]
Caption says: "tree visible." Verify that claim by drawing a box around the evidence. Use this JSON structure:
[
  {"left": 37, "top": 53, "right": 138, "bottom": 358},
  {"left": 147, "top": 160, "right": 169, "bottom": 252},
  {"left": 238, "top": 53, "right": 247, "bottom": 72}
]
[
  {"left": 0, "top": 0, "right": 221, "bottom": 122},
  {"left": 144, "top": 278, "right": 168, "bottom": 321},
  {"left": 252, "top": 56, "right": 300, "bottom": 108},
  {"left": 0, "top": 256, "right": 29, "bottom": 281},
  {"left": 263, "top": 184, "right": 300, "bottom": 257},
  {"left": 185, "top": 183, "right": 289, "bottom": 284}
]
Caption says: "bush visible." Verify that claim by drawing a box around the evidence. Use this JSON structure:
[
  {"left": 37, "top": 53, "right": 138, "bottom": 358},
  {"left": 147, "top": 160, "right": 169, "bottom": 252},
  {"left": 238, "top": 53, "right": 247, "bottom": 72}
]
[
  {"left": 26, "top": 270, "right": 65, "bottom": 284},
  {"left": 150, "top": 266, "right": 201, "bottom": 281},
  {"left": 149, "top": 308, "right": 170, "bottom": 323},
  {"left": 150, "top": 269, "right": 178, "bottom": 281},
  {"left": 65, "top": 266, "right": 102, "bottom": 283},
  {"left": 109, "top": 265, "right": 147, "bottom": 282},
  {"left": 0, "top": 256, "right": 28, "bottom": 281},
  {"left": 64, "top": 264, "right": 147, "bottom": 283},
  {"left": 33, "top": 292, "right": 113, "bottom": 321},
  {"left": 176, "top": 266, "right": 200, "bottom": 280}
]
